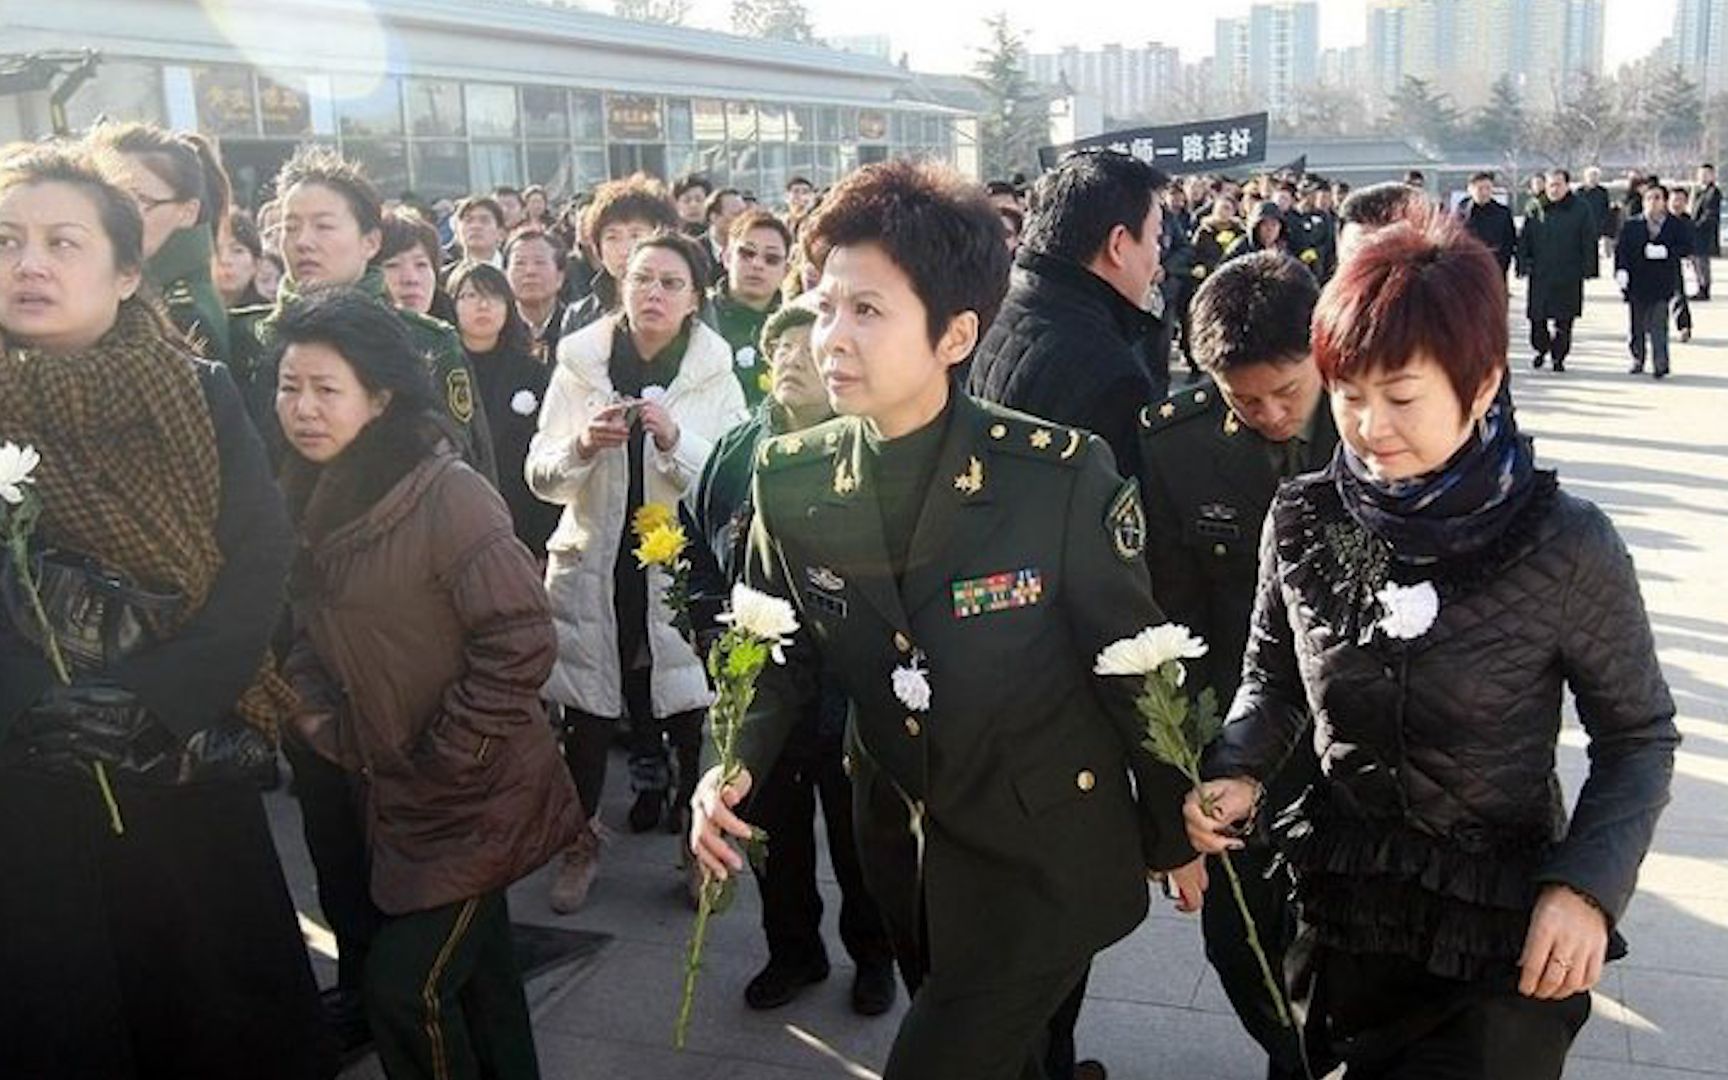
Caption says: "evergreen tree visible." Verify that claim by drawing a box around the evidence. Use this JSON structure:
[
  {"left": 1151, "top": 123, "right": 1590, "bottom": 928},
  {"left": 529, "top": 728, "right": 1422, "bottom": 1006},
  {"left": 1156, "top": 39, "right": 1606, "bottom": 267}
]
[
  {"left": 970, "top": 14, "right": 1047, "bottom": 180},
  {"left": 1652, "top": 67, "right": 1706, "bottom": 158},
  {"left": 729, "top": 0, "right": 817, "bottom": 43},
  {"left": 612, "top": 0, "right": 692, "bottom": 25},
  {"left": 1471, "top": 74, "right": 1527, "bottom": 162},
  {"left": 1386, "top": 76, "right": 1460, "bottom": 147}
]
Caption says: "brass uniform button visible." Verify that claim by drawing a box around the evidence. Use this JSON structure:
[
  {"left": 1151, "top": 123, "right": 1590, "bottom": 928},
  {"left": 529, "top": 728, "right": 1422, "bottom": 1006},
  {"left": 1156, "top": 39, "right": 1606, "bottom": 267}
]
[
  {"left": 893, "top": 632, "right": 912, "bottom": 654},
  {"left": 1213, "top": 543, "right": 1228, "bottom": 557},
  {"left": 904, "top": 716, "right": 922, "bottom": 737},
  {"left": 1076, "top": 770, "right": 1096, "bottom": 792}
]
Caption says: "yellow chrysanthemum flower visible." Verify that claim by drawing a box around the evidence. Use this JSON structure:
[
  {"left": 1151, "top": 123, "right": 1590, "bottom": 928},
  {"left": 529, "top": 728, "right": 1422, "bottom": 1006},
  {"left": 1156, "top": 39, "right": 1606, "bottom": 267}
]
[
  {"left": 635, "top": 523, "right": 688, "bottom": 569},
  {"left": 632, "top": 502, "right": 676, "bottom": 538}
]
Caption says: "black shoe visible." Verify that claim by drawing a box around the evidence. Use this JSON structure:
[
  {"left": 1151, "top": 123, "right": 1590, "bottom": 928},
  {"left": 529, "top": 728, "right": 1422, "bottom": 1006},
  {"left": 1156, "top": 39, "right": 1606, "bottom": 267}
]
[
  {"left": 628, "top": 787, "right": 665, "bottom": 832},
  {"left": 1074, "top": 1061, "right": 1109, "bottom": 1080},
  {"left": 1551, "top": 359, "right": 1566, "bottom": 372},
  {"left": 1532, "top": 353, "right": 1547, "bottom": 369},
  {"left": 851, "top": 959, "right": 898, "bottom": 1016},
  {"left": 320, "top": 987, "right": 372, "bottom": 1056},
  {"left": 1692, "top": 291, "right": 1709, "bottom": 301},
  {"left": 1628, "top": 362, "right": 1645, "bottom": 375},
  {"left": 744, "top": 957, "right": 830, "bottom": 1010},
  {"left": 1654, "top": 368, "right": 1670, "bottom": 379}
]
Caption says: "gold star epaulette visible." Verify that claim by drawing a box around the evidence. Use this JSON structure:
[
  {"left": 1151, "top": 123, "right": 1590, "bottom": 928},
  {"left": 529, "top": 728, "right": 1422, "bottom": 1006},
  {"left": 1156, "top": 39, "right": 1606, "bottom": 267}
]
[
  {"left": 981, "top": 406, "right": 1089, "bottom": 468},
  {"left": 1139, "top": 381, "right": 1222, "bottom": 433},
  {"left": 757, "top": 418, "right": 847, "bottom": 472}
]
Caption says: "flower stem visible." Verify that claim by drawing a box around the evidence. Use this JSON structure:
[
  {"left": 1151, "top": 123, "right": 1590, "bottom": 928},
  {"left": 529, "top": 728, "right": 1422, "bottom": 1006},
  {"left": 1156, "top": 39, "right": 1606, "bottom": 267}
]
[
  {"left": 674, "top": 876, "right": 718, "bottom": 1050},
  {"left": 93, "top": 761, "right": 125, "bottom": 836},
  {"left": 1216, "top": 848, "right": 1290, "bottom": 1028},
  {"left": 10, "top": 539, "right": 70, "bottom": 684}
]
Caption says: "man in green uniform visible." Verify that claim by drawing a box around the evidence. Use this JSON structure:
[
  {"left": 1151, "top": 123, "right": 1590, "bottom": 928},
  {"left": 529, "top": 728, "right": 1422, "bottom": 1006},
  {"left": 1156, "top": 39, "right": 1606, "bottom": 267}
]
[
  {"left": 704, "top": 208, "right": 789, "bottom": 407},
  {"left": 1137, "top": 251, "right": 1337, "bottom": 1080},
  {"left": 691, "top": 160, "right": 1203, "bottom": 1080}
]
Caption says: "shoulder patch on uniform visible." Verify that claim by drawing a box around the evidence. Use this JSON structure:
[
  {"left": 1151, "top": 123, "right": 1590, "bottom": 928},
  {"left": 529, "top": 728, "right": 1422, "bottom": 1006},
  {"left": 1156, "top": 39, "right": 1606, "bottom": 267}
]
[
  {"left": 982, "top": 407, "right": 1089, "bottom": 468},
  {"left": 1140, "top": 381, "right": 1223, "bottom": 432},
  {"left": 1106, "top": 478, "right": 1147, "bottom": 562},
  {"left": 446, "top": 367, "right": 475, "bottom": 425}
]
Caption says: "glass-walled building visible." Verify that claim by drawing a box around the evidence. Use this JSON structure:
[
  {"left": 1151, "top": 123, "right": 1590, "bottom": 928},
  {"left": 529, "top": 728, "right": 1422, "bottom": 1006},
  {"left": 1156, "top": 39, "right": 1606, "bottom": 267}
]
[{"left": 3, "top": 0, "right": 977, "bottom": 207}]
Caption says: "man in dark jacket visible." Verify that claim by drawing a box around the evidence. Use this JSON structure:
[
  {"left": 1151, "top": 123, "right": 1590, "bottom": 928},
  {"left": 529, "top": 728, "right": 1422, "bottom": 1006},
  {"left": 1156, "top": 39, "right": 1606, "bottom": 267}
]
[
  {"left": 1139, "top": 252, "right": 1338, "bottom": 1080},
  {"left": 1516, "top": 169, "right": 1597, "bottom": 373},
  {"left": 1691, "top": 163, "right": 1721, "bottom": 299},
  {"left": 1616, "top": 183, "right": 1693, "bottom": 379},
  {"left": 1460, "top": 171, "right": 1517, "bottom": 277},
  {"left": 1576, "top": 166, "right": 1614, "bottom": 258},
  {"left": 969, "top": 150, "right": 1165, "bottom": 487}
]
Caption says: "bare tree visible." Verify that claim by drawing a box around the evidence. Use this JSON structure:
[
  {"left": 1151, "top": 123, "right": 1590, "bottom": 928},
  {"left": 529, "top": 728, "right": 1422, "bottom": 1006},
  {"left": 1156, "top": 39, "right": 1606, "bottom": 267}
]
[{"left": 730, "top": 0, "right": 817, "bottom": 43}]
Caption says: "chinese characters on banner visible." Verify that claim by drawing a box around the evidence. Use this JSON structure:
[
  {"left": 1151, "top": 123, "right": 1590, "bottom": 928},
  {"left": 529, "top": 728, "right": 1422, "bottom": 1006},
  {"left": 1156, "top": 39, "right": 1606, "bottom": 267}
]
[{"left": 1037, "top": 112, "right": 1270, "bottom": 175}]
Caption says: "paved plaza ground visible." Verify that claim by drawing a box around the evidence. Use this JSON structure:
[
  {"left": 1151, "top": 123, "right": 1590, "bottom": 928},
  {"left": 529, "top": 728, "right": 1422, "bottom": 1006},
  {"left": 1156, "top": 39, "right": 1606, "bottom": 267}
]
[{"left": 278, "top": 270, "right": 1728, "bottom": 1079}]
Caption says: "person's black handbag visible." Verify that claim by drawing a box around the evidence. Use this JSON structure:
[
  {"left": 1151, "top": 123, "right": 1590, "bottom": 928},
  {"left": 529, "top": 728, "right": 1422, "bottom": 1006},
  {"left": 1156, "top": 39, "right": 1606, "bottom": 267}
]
[{"left": 1, "top": 550, "right": 277, "bottom": 788}]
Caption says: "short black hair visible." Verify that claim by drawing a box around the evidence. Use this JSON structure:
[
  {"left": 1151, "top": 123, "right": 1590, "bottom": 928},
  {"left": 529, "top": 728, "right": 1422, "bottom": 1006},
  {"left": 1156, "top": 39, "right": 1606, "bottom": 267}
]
[
  {"left": 1189, "top": 251, "right": 1318, "bottom": 375},
  {"left": 1469, "top": 171, "right": 1497, "bottom": 184},
  {"left": 1549, "top": 168, "right": 1571, "bottom": 183},
  {"left": 804, "top": 159, "right": 1011, "bottom": 348},
  {"left": 1021, "top": 150, "right": 1168, "bottom": 264},
  {"left": 673, "top": 173, "right": 713, "bottom": 200},
  {"left": 446, "top": 261, "right": 535, "bottom": 357},
  {"left": 985, "top": 179, "right": 1020, "bottom": 198},
  {"left": 275, "top": 145, "right": 383, "bottom": 235},
  {"left": 379, "top": 207, "right": 440, "bottom": 266},
  {"left": 270, "top": 287, "right": 436, "bottom": 418},
  {"left": 504, "top": 225, "right": 569, "bottom": 271},
  {"left": 704, "top": 187, "right": 743, "bottom": 222},
  {"left": 628, "top": 229, "right": 713, "bottom": 295},
  {"left": 786, "top": 175, "right": 813, "bottom": 191},
  {"left": 1404, "top": 169, "right": 1425, "bottom": 186},
  {"left": 457, "top": 196, "right": 506, "bottom": 230},
  {"left": 1645, "top": 182, "right": 1670, "bottom": 200}
]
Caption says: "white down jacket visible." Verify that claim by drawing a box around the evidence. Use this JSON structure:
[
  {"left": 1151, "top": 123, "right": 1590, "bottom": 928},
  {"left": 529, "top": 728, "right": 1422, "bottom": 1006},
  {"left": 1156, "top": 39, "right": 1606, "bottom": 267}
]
[{"left": 527, "top": 315, "right": 748, "bottom": 717}]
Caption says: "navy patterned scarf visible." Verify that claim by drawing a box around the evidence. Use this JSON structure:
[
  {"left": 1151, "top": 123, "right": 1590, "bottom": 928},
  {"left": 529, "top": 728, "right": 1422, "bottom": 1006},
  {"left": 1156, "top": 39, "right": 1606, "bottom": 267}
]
[{"left": 1331, "top": 386, "right": 1539, "bottom": 563}]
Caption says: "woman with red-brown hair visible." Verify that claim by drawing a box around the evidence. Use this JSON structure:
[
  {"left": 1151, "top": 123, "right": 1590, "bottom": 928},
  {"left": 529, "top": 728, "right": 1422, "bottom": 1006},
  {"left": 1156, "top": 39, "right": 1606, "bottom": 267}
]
[{"left": 1185, "top": 216, "right": 1678, "bottom": 1078}]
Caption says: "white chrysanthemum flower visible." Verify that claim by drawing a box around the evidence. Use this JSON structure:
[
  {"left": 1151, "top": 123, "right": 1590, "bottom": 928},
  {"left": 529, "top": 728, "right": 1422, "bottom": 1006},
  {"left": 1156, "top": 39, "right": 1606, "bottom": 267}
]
[
  {"left": 0, "top": 442, "right": 41, "bottom": 506},
  {"left": 1094, "top": 623, "right": 1209, "bottom": 677},
  {"left": 1376, "top": 581, "right": 1440, "bottom": 640},
  {"left": 640, "top": 384, "right": 667, "bottom": 403},
  {"left": 716, "top": 583, "right": 799, "bottom": 662},
  {"left": 510, "top": 389, "right": 539, "bottom": 416},
  {"left": 892, "top": 660, "right": 932, "bottom": 712}
]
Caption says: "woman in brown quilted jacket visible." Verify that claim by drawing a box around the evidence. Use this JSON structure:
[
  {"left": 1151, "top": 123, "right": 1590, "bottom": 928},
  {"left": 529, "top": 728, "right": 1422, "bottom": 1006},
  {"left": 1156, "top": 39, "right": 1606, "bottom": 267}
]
[{"left": 276, "top": 287, "right": 580, "bottom": 1080}]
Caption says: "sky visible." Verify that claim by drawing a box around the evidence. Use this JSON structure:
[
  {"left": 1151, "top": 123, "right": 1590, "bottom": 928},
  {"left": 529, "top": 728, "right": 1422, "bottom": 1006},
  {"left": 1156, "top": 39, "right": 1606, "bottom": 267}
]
[{"left": 685, "top": 0, "right": 1675, "bottom": 75}]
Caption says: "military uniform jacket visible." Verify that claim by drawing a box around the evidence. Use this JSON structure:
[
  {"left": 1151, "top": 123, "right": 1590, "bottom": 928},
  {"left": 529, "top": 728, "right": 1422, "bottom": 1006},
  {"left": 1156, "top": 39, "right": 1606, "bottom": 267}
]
[
  {"left": 735, "top": 393, "right": 1194, "bottom": 988},
  {"left": 1138, "top": 381, "right": 1335, "bottom": 707},
  {"left": 148, "top": 225, "right": 231, "bottom": 365}
]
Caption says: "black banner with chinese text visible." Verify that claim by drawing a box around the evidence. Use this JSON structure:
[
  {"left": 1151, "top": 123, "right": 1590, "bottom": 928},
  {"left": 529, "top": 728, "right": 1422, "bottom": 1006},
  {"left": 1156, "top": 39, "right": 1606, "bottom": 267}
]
[{"left": 1037, "top": 112, "right": 1270, "bottom": 175}]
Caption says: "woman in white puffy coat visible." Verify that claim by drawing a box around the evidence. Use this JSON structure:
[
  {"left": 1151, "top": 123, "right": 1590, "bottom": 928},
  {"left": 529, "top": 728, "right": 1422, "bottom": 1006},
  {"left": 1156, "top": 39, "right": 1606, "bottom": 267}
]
[{"left": 527, "top": 232, "right": 748, "bottom": 911}]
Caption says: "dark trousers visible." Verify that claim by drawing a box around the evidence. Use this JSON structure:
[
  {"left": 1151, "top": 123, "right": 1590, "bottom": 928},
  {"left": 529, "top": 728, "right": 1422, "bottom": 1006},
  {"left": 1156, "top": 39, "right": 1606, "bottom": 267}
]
[
  {"left": 746, "top": 739, "right": 893, "bottom": 970},
  {"left": 1202, "top": 846, "right": 1314, "bottom": 1080},
  {"left": 1628, "top": 298, "right": 1672, "bottom": 373},
  {"left": 1529, "top": 316, "right": 1574, "bottom": 364},
  {"left": 366, "top": 892, "right": 539, "bottom": 1080},
  {"left": 1315, "top": 949, "right": 1589, "bottom": 1080},
  {"left": 1694, "top": 253, "right": 1712, "bottom": 295},
  {"left": 852, "top": 771, "right": 1081, "bottom": 1080},
  {"left": 286, "top": 735, "right": 384, "bottom": 992},
  {"left": 560, "top": 666, "right": 701, "bottom": 820}
]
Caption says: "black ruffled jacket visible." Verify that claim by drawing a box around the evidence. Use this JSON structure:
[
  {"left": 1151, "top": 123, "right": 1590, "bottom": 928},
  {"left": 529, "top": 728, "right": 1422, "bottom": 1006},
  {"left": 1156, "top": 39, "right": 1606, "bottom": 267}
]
[{"left": 1203, "top": 472, "right": 1678, "bottom": 980}]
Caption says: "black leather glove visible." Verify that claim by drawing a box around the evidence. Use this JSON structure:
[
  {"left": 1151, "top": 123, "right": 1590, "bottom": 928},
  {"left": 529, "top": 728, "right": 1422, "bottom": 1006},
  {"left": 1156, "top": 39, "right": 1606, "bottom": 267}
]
[
  {"left": 12, "top": 681, "right": 175, "bottom": 778},
  {"left": 182, "top": 723, "right": 279, "bottom": 788}
]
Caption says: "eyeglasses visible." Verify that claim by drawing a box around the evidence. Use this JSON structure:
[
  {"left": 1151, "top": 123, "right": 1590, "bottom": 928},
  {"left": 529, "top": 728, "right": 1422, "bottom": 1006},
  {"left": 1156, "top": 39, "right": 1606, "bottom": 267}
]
[
  {"left": 625, "top": 271, "right": 691, "bottom": 294},
  {"left": 455, "top": 290, "right": 505, "bottom": 306},
  {"left": 733, "top": 244, "right": 785, "bottom": 269}
]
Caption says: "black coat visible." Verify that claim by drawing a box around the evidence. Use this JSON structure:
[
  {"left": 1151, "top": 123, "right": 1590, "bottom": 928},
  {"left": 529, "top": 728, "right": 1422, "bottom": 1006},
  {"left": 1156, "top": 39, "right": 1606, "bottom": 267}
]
[
  {"left": 968, "top": 249, "right": 1156, "bottom": 483},
  {"left": 1577, "top": 184, "right": 1614, "bottom": 240},
  {"left": 1517, "top": 192, "right": 1598, "bottom": 320},
  {"left": 468, "top": 343, "right": 561, "bottom": 555},
  {"left": 1460, "top": 198, "right": 1517, "bottom": 273},
  {"left": 1615, "top": 214, "right": 1694, "bottom": 304},
  {"left": 1692, "top": 182, "right": 1722, "bottom": 257},
  {"left": 1204, "top": 474, "right": 1678, "bottom": 980}
]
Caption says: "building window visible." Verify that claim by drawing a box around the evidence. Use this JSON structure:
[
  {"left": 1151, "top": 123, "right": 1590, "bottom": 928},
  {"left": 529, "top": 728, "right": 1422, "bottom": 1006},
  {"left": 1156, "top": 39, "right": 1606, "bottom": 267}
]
[
  {"left": 64, "top": 62, "right": 164, "bottom": 131},
  {"left": 332, "top": 75, "right": 403, "bottom": 137},
  {"left": 572, "top": 147, "right": 608, "bottom": 190},
  {"left": 572, "top": 92, "right": 604, "bottom": 142},
  {"left": 466, "top": 84, "right": 519, "bottom": 139},
  {"left": 666, "top": 98, "right": 693, "bottom": 144},
  {"left": 407, "top": 79, "right": 464, "bottom": 137},
  {"left": 410, "top": 141, "right": 470, "bottom": 199},
  {"left": 525, "top": 145, "right": 568, "bottom": 190},
  {"left": 469, "top": 142, "right": 522, "bottom": 189},
  {"left": 693, "top": 99, "right": 726, "bottom": 184},
  {"left": 344, "top": 139, "right": 409, "bottom": 195},
  {"left": 521, "top": 85, "right": 568, "bottom": 140}
]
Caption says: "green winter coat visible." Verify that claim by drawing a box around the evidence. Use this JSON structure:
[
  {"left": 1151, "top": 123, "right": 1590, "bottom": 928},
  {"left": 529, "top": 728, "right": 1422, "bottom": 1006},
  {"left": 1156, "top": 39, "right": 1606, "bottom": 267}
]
[{"left": 147, "top": 224, "right": 231, "bottom": 365}]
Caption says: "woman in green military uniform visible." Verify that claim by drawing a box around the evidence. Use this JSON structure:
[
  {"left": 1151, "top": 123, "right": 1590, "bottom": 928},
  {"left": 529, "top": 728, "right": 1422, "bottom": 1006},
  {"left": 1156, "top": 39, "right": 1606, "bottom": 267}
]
[
  {"left": 690, "top": 161, "right": 1205, "bottom": 1080},
  {"left": 89, "top": 122, "right": 234, "bottom": 364}
]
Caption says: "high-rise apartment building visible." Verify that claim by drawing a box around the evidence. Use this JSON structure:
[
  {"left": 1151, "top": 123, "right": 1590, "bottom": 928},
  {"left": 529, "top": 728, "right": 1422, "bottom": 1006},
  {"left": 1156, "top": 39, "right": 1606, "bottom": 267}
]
[
  {"left": 1026, "top": 41, "right": 1182, "bottom": 121},
  {"left": 1364, "top": 0, "right": 1602, "bottom": 111},
  {"left": 1213, "top": 1, "right": 1320, "bottom": 122},
  {"left": 1671, "top": 0, "right": 1728, "bottom": 97}
]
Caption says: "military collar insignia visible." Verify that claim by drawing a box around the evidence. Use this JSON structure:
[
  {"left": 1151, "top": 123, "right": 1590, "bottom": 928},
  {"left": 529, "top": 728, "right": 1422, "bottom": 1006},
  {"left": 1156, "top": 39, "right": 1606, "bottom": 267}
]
[
  {"left": 953, "top": 455, "right": 985, "bottom": 496},
  {"left": 833, "top": 459, "right": 858, "bottom": 496},
  {"left": 1059, "top": 429, "right": 1083, "bottom": 460},
  {"left": 1029, "top": 428, "right": 1053, "bottom": 450},
  {"left": 1223, "top": 412, "right": 1241, "bottom": 436},
  {"left": 1159, "top": 401, "right": 1177, "bottom": 420},
  {"left": 779, "top": 434, "right": 805, "bottom": 455}
]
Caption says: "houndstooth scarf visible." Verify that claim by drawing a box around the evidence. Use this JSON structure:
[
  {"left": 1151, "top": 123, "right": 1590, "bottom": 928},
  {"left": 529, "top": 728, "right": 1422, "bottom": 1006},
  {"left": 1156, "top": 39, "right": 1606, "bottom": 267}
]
[{"left": 0, "top": 297, "right": 292, "bottom": 734}]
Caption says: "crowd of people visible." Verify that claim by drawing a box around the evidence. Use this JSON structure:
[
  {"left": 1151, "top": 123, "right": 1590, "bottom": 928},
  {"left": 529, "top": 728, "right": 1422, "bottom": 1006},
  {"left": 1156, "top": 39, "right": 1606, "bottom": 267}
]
[{"left": 0, "top": 115, "right": 1686, "bottom": 1080}]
